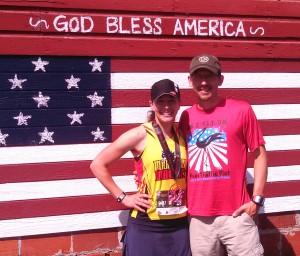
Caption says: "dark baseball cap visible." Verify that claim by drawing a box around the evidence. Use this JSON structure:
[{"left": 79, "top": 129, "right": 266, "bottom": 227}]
[
  {"left": 189, "top": 54, "right": 221, "bottom": 75},
  {"left": 151, "top": 79, "right": 180, "bottom": 101}
]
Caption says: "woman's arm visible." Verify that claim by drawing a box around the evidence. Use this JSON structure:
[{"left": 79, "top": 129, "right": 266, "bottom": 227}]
[{"left": 90, "top": 126, "right": 152, "bottom": 212}]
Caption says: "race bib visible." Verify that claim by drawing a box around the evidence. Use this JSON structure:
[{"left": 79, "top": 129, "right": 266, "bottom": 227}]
[{"left": 156, "top": 184, "right": 188, "bottom": 216}]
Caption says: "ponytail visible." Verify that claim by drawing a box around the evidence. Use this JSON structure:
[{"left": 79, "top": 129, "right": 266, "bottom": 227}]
[{"left": 147, "top": 110, "right": 155, "bottom": 122}]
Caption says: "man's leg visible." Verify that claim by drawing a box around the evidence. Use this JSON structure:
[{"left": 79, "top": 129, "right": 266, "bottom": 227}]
[
  {"left": 189, "top": 216, "right": 225, "bottom": 256},
  {"left": 220, "top": 213, "right": 264, "bottom": 256}
]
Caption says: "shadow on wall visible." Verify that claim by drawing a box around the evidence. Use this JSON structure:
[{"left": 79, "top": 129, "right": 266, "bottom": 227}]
[
  {"left": 119, "top": 210, "right": 130, "bottom": 227},
  {"left": 258, "top": 211, "right": 299, "bottom": 256}
]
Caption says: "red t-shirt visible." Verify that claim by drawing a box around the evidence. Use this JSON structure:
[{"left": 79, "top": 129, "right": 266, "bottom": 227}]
[{"left": 179, "top": 99, "right": 265, "bottom": 216}]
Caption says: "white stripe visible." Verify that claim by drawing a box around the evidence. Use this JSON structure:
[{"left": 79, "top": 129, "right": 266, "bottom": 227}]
[
  {"left": 111, "top": 104, "right": 300, "bottom": 124},
  {"left": 0, "top": 195, "right": 299, "bottom": 238},
  {"left": 111, "top": 73, "right": 300, "bottom": 89},
  {"left": 0, "top": 134, "right": 299, "bottom": 165},
  {"left": 2, "top": 165, "right": 299, "bottom": 202},
  {"left": 264, "top": 135, "right": 300, "bottom": 151},
  {"left": 247, "top": 165, "right": 300, "bottom": 183},
  {"left": 0, "top": 176, "right": 136, "bottom": 202},
  {"left": 0, "top": 210, "right": 129, "bottom": 238},
  {"left": 251, "top": 104, "right": 300, "bottom": 120},
  {"left": 0, "top": 143, "right": 112, "bottom": 165},
  {"left": 260, "top": 196, "right": 300, "bottom": 214}
]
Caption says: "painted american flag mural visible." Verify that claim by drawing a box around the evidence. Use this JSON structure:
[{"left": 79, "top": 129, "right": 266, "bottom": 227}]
[{"left": 0, "top": 54, "right": 300, "bottom": 238}]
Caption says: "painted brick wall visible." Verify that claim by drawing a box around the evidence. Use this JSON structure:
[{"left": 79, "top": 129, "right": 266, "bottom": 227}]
[
  {"left": 0, "top": 228, "right": 124, "bottom": 256},
  {"left": 1, "top": 213, "right": 299, "bottom": 255}
]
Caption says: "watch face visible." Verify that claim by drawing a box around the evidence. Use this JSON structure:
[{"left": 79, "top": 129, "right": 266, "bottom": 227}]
[{"left": 252, "top": 195, "right": 264, "bottom": 206}]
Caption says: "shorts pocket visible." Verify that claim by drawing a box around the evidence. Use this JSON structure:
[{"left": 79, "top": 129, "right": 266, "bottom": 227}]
[{"left": 242, "top": 212, "right": 256, "bottom": 226}]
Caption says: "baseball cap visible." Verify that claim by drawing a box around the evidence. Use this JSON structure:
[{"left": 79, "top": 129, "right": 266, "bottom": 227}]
[
  {"left": 189, "top": 54, "right": 221, "bottom": 75},
  {"left": 151, "top": 79, "right": 180, "bottom": 101}
]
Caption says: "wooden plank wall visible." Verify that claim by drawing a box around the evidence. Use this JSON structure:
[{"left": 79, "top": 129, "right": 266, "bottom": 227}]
[{"left": 0, "top": 1, "right": 299, "bottom": 255}]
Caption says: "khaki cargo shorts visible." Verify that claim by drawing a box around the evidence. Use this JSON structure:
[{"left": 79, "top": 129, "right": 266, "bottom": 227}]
[{"left": 189, "top": 213, "right": 264, "bottom": 256}]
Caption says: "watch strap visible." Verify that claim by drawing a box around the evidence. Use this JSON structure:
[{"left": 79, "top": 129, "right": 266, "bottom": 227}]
[{"left": 117, "top": 191, "right": 126, "bottom": 202}]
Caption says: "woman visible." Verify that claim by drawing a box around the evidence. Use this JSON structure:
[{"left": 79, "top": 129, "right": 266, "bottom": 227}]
[{"left": 90, "top": 79, "right": 191, "bottom": 256}]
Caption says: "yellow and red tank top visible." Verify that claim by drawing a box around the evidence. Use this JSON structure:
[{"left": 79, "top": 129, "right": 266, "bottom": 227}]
[{"left": 131, "top": 122, "right": 188, "bottom": 220}]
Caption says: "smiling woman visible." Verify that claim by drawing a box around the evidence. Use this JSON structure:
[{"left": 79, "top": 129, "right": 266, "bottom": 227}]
[{"left": 90, "top": 79, "right": 191, "bottom": 256}]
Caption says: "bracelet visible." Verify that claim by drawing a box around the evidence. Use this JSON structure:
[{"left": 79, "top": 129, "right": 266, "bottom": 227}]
[{"left": 116, "top": 191, "right": 126, "bottom": 202}]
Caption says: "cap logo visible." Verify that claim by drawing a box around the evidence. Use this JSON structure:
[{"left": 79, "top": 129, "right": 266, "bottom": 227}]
[{"left": 199, "top": 56, "right": 209, "bottom": 63}]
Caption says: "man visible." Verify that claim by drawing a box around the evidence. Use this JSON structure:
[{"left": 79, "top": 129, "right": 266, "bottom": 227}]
[{"left": 179, "top": 54, "right": 268, "bottom": 256}]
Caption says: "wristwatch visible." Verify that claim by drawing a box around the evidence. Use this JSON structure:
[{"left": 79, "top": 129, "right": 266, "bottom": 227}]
[
  {"left": 117, "top": 191, "right": 127, "bottom": 202},
  {"left": 252, "top": 195, "right": 265, "bottom": 206}
]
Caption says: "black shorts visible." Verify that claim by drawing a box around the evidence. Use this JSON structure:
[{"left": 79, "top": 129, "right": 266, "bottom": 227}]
[{"left": 122, "top": 216, "right": 191, "bottom": 256}]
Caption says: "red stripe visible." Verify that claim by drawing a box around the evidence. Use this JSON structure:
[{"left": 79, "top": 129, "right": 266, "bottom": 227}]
[
  {"left": 0, "top": 194, "right": 128, "bottom": 221},
  {"left": 175, "top": 0, "right": 300, "bottom": 18},
  {"left": 0, "top": 159, "right": 134, "bottom": 184},
  {"left": 1, "top": 35, "right": 299, "bottom": 58},
  {"left": 0, "top": 0, "right": 298, "bottom": 18},
  {"left": 111, "top": 59, "right": 300, "bottom": 72},
  {"left": 247, "top": 180, "right": 300, "bottom": 198},
  {"left": 259, "top": 120, "right": 300, "bottom": 136},
  {"left": 1, "top": 180, "right": 299, "bottom": 221},
  {"left": 264, "top": 180, "right": 300, "bottom": 198},
  {"left": 0, "top": 161, "right": 91, "bottom": 184},
  {"left": 247, "top": 150, "right": 300, "bottom": 167},
  {"left": 0, "top": 0, "right": 174, "bottom": 12}
]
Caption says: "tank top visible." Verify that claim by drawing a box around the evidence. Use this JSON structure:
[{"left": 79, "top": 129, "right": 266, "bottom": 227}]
[{"left": 131, "top": 122, "right": 188, "bottom": 220}]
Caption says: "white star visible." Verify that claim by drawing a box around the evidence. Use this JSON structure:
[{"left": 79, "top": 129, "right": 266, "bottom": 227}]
[
  {"left": 65, "top": 75, "right": 81, "bottom": 89},
  {"left": 32, "top": 92, "right": 50, "bottom": 108},
  {"left": 89, "top": 58, "right": 103, "bottom": 72},
  {"left": 13, "top": 112, "right": 32, "bottom": 126},
  {"left": 0, "top": 130, "right": 9, "bottom": 146},
  {"left": 67, "top": 111, "right": 84, "bottom": 125},
  {"left": 32, "top": 57, "right": 49, "bottom": 72},
  {"left": 8, "top": 74, "right": 27, "bottom": 89},
  {"left": 87, "top": 92, "right": 105, "bottom": 107},
  {"left": 38, "top": 127, "right": 54, "bottom": 144},
  {"left": 91, "top": 127, "right": 106, "bottom": 141}
]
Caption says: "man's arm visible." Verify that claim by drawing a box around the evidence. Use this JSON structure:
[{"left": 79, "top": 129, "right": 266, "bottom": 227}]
[
  {"left": 232, "top": 145, "right": 268, "bottom": 218},
  {"left": 252, "top": 145, "right": 268, "bottom": 199}
]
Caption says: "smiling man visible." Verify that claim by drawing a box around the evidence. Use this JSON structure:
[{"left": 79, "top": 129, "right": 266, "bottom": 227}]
[{"left": 179, "top": 54, "right": 268, "bottom": 256}]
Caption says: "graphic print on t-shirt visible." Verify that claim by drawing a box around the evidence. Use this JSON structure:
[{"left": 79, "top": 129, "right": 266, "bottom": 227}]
[{"left": 188, "top": 127, "right": 229, "bottom": 181}]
